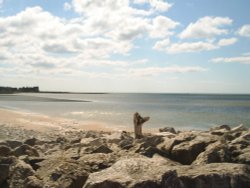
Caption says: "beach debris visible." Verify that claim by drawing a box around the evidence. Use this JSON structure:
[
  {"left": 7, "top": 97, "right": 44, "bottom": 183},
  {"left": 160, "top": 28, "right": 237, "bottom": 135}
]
[{"left": 133, "top": 112, "right": 150, "bottom": 139}]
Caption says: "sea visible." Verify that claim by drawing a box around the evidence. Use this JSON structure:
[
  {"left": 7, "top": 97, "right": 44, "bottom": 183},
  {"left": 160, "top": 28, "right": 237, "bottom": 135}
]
[{"left": 0, "top": 93, "right": 250, "bottom": 130}]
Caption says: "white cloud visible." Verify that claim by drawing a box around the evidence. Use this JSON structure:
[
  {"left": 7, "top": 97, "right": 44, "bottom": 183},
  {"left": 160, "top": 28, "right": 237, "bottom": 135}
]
[
  {"left": 154, "top": 37, "right": 237, "bottom": 54},
  {"left": 211, "top": 55, "right": 250, "bottom": 64},
  {"left": 129, "top": 66, "right": 207, "bottom": 76},
  {"left": 149, "top": 16, "right": 179, "bottom": 38},
  {"left": 238, "top": 24, "right": 250, "bottom": 37},
  {"left": 154, "top": 41, "right": 218, "bottom": 54},
  {"left": 217, "top": 38, "right": 237, "bottom": 46},
  {"left": 153, "top": 38, "right": 170, "bottom": 50},
  {"left": 179, "top": 16, "right": 233, "bottom": 39}
]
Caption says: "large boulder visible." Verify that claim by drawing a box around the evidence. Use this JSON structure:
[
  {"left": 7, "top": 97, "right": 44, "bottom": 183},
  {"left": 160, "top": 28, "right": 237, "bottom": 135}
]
[
  {"left": 177, "top": 163, "right": 250, "bottom": 188},
  {"left": 171, "top": 140, "right": 207, "bottom": 165},
  {"left": 8, "top": 159, "right": 35, "bottom": 188},
  {"left": 35, "top": 156, "right": 89, "bottom": 188},
  {"left": 83, "top": 156, "right": 182, "bottom": 188},
  {"left": 192, "top": 141, "right": 231, "bottom": 165}
]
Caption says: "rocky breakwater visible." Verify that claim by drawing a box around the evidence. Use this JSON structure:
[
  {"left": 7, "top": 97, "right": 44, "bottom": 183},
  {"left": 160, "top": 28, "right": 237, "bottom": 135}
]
[{"left": 0, "top": 124, "right": 250, "bottom": 188}]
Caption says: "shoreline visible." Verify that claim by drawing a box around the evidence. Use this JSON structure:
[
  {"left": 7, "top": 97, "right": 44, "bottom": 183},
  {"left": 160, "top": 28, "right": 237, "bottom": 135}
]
[{"left": 0, "top": 107, "right": 160, "bottom": 134}]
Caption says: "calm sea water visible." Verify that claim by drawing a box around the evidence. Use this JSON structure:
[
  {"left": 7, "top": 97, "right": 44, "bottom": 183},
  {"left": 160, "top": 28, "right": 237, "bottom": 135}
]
[{"left": 0, "top": 93, "right": 250, "bottom": 130}]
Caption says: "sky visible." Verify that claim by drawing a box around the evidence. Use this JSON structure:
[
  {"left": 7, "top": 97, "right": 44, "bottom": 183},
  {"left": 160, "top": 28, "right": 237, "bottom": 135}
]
[{"left": 0, "top": 0, "right": 250, "bottom": 93}]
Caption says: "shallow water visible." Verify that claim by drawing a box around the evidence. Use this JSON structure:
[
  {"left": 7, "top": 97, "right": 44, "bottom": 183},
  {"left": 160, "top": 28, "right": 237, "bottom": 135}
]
[{"left": 0, "top": 93, "right": 250, "bottom": 130}]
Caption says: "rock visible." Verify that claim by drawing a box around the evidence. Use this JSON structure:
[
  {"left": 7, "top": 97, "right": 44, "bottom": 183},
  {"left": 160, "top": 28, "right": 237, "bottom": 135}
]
[
  {"left": 14, "top": 144, "right": 39, "bottom": 157},
  {"left": 27, "top": 157, "right": 45, "bottom": 171},
  {"left": 24, "top": 138, "right": 43, "bottom": 146},
  {"left": 118, "top": 139, "right": 133, "bottom": 150},
  {"left": 159, "top": 127, "right": 177, "bottom": 134},
  {"left": 231, "top": 124, "right": 248, "bottom": 132},
  {"left": 6, "top": 140, "right": 23, "bottom": 149},
  {"left": 24, "top": 176, "right": 43, "bottom": 188},
  {"left": 136, "top": 135, "right": 164, "bottom": 148},
  {"left": 0, "top": 164, "right": 9, "bottom": 186},
  {"left": 229, "top": 129, "right": 250, "bottom": 164},
  {"left": 88, "top": 138, "right": 106, "bottom": 148},
  {"left": 171, "top": 140, "right": 207, "bottom": 165},
  {"left": 36, "top": 157, "right": 89, "bottom": 188},
  {"left": 177, "top": 163, "right": 250, "bottom": 188},
  {"left": 78, "top": 153, "right": 117, "bottom": 172},
  {"left": 192, "top": 141, "right": 231, "bottom": 165},
  {"left": 8, "top": 159, "right": 35, "bottom": 188},
  {"left": 235, "top": 148, "right": 250, "bottom": 165},
  {"left": 56, "top": 137, "right": 68, "bottom": 144},
  {"left": 0, "top": 145, "right": 13, "bottom": 157},
  {"left": 91, "top": 145, "right": 113, "bottom": 154},
  {"left": 70, "top": 138, "right": 81, "bottom": 144},
  {"left": 210, "top": 125, "right": 231, "bottom": 131},
  {"left": 83, "top": 157, "right": 182, "bottom": 188}
]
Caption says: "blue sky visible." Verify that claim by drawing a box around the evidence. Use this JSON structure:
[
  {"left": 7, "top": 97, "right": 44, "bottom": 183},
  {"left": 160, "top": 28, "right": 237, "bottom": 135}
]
[{"left": 0, "top": 0, "right": 250, "bottom": 93}]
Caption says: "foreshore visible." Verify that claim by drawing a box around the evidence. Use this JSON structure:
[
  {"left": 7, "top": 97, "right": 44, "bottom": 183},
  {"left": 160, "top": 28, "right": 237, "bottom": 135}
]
[{"left": 0, "top": 108, "right": 250, "bottom": 187}]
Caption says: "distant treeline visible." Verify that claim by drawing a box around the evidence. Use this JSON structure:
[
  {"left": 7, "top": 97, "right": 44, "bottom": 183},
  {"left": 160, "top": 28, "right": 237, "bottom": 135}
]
[{"left": 0, "top": 86, "right": 39, "bottom": 94}]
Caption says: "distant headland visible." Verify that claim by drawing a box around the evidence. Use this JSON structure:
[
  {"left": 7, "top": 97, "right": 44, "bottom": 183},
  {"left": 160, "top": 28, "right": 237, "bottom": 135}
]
[
  {"left": 0, "top": 86, "right": 107, "bottom": 94},
  {"left": 0, "top": 86, "right": 39, "bottom": 94}
]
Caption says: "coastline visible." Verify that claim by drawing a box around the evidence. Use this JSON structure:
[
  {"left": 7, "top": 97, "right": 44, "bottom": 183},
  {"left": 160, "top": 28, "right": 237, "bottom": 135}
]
[{"left": 0, "top": 107, "right": 250, "bottom": 187}]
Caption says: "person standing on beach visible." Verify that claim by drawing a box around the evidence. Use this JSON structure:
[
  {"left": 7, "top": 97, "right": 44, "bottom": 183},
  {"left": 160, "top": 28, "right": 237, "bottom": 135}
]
[{"left": 133, "top": 112, "right": 150, "bottom": 139}]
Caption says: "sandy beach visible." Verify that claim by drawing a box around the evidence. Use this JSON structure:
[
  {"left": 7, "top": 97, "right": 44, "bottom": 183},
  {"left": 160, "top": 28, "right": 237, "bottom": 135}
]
[{"left": 0, "top": 108, "right": 116, "bottom": 133}]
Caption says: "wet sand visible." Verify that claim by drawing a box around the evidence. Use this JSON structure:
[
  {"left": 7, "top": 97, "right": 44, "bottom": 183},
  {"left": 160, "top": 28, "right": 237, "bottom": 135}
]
[{"left": 0, "top": 108, "right": 114, "bottom": 133}]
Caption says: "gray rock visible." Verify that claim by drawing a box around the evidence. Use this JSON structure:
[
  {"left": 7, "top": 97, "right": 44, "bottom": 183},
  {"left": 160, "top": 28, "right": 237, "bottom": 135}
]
[
  {"left": 0, "top": 145, "right": 13, "bottom": 157},
  {"left": 24, "top": 138, "right": 44, "bottom": 146},
  {"left": 83, "top": 157, "right": 182, "bottom": 188},
  {"left": 210, "top": 125, "right": 231, "bottom": 131},
  {"left": 231, "top": 124, "right": 248, "bottom": 132},
  {"left": 6, "top": 140, "right": 23, "bottom": 149},
  {"left": 78, "top": 153, "right": 117, "bottom": 172},
  {"left": 24, "top": 176, "right": 43, "bottom": 188},
  {"left": 36, "top": 157, "right": 89, "bottom": 188},
  {"left": 118, "top": 139, "right": 133, "bottom": 150},
  {"left": 192, "top": 141, "right": 231, "bottom": 165},
  {"left": 91, "top": 145, "right": 113, "bottom": 154},
  {"left": 177, "top": 163, "right": 250, "bottom": 188},
  {"left": 8, "top": 160, "right": 35, "bottom": 188},
  {"left": 0, "top": 164, "right": 9, "bottom": 186},
  {"left": 14, "top": 144, "right": 39, "bottom": 157},
  {"left": 171, "top": 140, "right": 207, "bottom": 165},
  {"left": 159, "top": 127, "right": 177, "bottom": 134}
]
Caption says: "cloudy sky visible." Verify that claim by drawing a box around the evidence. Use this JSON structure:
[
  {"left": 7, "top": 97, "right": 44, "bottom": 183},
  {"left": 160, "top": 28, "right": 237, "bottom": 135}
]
[{"left": 0, "top": 0, "right": 250, "bottom": 93}]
